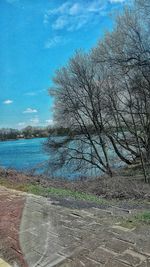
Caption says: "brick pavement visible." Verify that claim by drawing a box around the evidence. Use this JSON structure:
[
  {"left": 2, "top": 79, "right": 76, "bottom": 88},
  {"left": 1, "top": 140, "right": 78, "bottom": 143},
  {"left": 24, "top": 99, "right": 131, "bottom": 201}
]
[{"left": 0, "top": 186, "right": 150, "bottom": 267}]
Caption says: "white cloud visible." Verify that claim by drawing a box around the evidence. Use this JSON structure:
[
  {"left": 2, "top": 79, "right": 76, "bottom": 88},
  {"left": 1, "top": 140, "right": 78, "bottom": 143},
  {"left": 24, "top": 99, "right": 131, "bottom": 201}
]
[
  {"left": 44, "top": 1, "right": 108, "bottom": 32},
  {"left": 47, "top": 2, "right": 70, "bottom": 16},
  {"left": 3, "top": 99, "right": 13, "bottom": 105},
  {"left": 87, "top": 1, "right": 105, "bottom": 12},
  {"left": 45, "top": 119, "right": 53, "bottom": 126},
  {"left": 52, "top": 16, "right": 68, "bottom": 30},
  {"left": 24, "top": 89, "right": 46, "bottom": 96},
  {"left": 30, "top": 117, "right": 39, "bottom": 125},
  {"left": 23, "top": 108, "right": 38, "bottom": 114},
  {"left": 45, "top": 36, "right": 62, "bottom": 48},
  {"left": 44, "top": 35, "right": 69, "bottom": 49},
  {"left": 44, "top": 0, "right": 128, "bottom": 32},
  {"left": 18, "top": 122, "right": 26, "bottom": 127},
  {"left": 17, "top": 116, "right": 40, "bottom": 128},
  {"left": 43, "top": 14, "right": 49, "bottom": 25},
  {"left": 69, "top": 3, "right": 81, "bottom": 15},
  {"left": 109, "top": 0, "right": 125, "bottom": 3}
]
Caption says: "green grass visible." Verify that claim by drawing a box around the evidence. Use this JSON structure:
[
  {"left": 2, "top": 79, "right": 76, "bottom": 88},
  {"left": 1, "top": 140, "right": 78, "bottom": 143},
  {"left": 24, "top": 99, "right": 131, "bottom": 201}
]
[
  {"left": 0, "top": 177, "right": 149, "bottom": 208},
  {"left": 135, "top": 211, "right": 150, "bottom": 224},
  {"left": 121, "top": 211, "right": 150, "bottom": 228},
  {"left": 24, "top": 184, "right": 109, "bottom": 204},
  {"left": 0, "top": 177, "right": 108, "bottom": 205}
]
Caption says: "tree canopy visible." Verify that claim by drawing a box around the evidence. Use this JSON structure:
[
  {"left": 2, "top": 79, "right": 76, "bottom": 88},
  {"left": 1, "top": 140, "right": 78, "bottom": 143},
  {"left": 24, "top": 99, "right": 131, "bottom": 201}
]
[{"left": 46, "top": 0, "right": 150, "bottom": 182}]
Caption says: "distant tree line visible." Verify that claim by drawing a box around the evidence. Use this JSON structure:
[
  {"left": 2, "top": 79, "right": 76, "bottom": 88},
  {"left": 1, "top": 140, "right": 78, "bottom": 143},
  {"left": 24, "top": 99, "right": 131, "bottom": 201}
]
[
  {"left": 46, "top": 0, "right": 150, "bottom": 182},
  {"left": 0, "top": 126, "right": 52, "bottom": 140},
  {"left": 0, "top": 128, "right": 20, "bottom": 140},
  {"left": 0, "top": 126, "right": 82, "bottom": 141}
]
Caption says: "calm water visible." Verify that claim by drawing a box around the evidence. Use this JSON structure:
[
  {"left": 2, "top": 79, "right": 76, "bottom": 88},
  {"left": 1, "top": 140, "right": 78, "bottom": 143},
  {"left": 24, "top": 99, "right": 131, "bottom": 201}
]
[
  {"left": 0, "top": 137, "right": 125, "bottom": 179},
  {"left": 0, "top": 138, "right": 49, "bottom": 172},
  {"left": 0, "top": 137, "right": 83, "bottom": 179}
]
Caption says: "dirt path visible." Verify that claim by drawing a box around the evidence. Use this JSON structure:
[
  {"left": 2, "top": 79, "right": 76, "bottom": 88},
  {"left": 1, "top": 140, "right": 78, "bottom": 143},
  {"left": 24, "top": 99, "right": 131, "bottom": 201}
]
[{"left": 0, "top": 186, "right": 150, "bottom": 267}]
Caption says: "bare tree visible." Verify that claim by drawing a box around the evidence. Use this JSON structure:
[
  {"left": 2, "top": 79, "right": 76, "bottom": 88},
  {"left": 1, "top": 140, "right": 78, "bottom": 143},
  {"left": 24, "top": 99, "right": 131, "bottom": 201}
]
[
  {"left": 47, "top": 52, "right": 115, "bottom": 176},
  {"left": 92, "top": 2, "right": 150, "bottom": 182},
  {"left": 46, "top": 1, "right": 150, "bottom": 182}
]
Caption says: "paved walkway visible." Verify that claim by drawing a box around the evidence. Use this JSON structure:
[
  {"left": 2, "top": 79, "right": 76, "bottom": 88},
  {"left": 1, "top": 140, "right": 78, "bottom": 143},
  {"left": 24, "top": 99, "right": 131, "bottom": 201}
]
[
  {"left": 0, "top": 258, "right": 11, "bottom": 267},
  {"left": 0, "top": 186, "right": 150, "bottom": 267}
]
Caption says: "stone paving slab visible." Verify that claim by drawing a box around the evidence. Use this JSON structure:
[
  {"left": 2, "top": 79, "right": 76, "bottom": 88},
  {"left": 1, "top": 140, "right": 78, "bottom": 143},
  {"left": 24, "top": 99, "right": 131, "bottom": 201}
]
[
  {"left": 0, "top": 258, "right": 12, "bottom": 267},
  {"left": 0, "top": 186, "right": 150, "bottom": 267}
]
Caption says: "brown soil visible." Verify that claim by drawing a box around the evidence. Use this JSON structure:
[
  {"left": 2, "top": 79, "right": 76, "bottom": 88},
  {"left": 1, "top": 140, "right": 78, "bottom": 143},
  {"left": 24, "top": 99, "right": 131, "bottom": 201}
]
[{"left": 0, "top": 168, "right": 150, "bottom": 200}]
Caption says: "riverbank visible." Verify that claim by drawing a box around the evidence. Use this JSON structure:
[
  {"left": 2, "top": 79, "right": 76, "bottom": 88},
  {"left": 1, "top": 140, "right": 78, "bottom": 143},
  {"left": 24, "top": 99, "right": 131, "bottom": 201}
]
[
  {"left": 0, "top": 136, "right": 47, "bottom": 142},
  {"left": 0, "top": 167, "right": 150, "bottom": 200}
]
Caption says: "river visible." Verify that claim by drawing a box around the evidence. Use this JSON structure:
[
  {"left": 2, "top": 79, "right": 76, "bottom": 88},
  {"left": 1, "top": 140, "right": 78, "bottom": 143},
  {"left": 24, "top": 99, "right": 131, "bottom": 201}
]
[
  {"left": 0, "top": 137, "right": 125, "bottom": 179},
  {"left": 0, "top": 137, "right": 84, "bottom": 179},
  {"left": 0, "top": 138, "right": 48, "bottom": 172}
]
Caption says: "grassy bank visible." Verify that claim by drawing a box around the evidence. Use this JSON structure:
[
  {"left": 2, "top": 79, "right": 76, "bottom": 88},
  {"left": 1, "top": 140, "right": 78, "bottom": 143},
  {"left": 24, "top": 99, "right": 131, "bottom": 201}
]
[
  {"left": 0, "top": 167, "right": 150, "bottom": 201},
  {"left": 1, "top": 174, "right": 150, "bottom": 230},
  {"left": 0, "top": 177, "right": 109, "bottom": 204},
  {"left": 121, "top": 211, "right": 150, "bottom": 228}
]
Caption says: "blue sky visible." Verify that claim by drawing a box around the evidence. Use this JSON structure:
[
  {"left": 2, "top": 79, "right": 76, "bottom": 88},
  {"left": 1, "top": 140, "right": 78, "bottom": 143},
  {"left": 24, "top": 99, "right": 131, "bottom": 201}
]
[{"left": 0, "top": 0, "right": 130, "bottom": 129}]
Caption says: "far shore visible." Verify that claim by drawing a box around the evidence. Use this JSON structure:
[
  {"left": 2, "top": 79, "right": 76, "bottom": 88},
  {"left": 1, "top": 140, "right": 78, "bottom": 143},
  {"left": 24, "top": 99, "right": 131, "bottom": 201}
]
[{"left": 0, "top": 136, "right": 48, "bottom": 142}]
